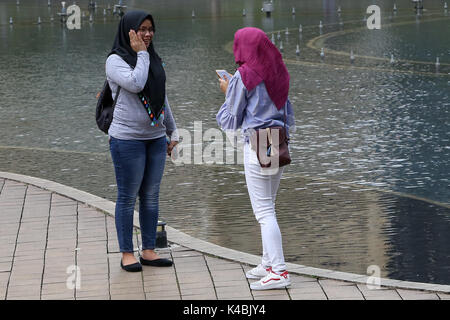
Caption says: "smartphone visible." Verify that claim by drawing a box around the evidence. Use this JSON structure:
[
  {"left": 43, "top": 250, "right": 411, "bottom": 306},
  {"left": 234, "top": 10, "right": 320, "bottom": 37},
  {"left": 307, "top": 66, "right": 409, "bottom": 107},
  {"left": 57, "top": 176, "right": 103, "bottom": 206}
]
[{"left": 215, "top": 69, "right": 232, "bottom": 81}]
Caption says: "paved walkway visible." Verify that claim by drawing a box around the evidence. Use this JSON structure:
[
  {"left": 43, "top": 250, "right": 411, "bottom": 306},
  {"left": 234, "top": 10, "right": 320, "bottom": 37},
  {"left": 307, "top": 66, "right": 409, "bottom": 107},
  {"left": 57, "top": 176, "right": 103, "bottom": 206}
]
[{"left": 0, "top": 175, "right": 449, "bottom": 300}]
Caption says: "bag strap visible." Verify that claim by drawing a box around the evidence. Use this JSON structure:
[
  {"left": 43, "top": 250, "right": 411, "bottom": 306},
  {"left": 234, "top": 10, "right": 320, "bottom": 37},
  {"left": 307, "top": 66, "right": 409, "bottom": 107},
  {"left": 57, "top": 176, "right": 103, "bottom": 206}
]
[
  {"left": 112, "top": 86, "right": 121, "bottom": 109},
  {"left": 283, "top": 102, "right": 289, "bottom": 143}
]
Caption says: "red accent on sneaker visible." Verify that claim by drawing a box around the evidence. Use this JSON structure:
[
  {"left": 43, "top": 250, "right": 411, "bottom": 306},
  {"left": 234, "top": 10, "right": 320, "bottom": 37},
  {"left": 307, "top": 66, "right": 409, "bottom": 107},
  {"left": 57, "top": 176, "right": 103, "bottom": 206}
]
[
  {"left": 268, "top": 270, "right": 289, "bottom": 278},
  {"left": 262, "top": 277, "right": 281, "bottom": 284}
]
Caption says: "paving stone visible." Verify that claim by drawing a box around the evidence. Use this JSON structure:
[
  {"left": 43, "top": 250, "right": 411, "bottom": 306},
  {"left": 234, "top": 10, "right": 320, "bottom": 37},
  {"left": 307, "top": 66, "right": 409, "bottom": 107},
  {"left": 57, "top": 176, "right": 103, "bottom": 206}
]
[
  {"left": 252, "top": 289, "right": 289, "bottom": 297},
  {"left": 216, "top": 285, "right": 252, "bottom": 297},
  {"left": 110, "top": 286, "right": 145, "bottom": 295},
  {"left": 289, "top": 291, "right": 328, "bottom": 300},
  {"left": 15, "top": 242, "right": 46, "bottom": 250},
  {"left": 10, "top": 266, "right": 44, "bottom": 275},
  {"left": 143, "top": 268, "right": 177, "bottom": 279},
  {"left": 181, "top": 293, "right": 217, "bottom": 300},
  {"left": 13, "top": 253, "right": 46, "bottom": 260},
  {"left": 254, "top": 294, "right": 290, "bottom": 300},
  {"left": 42, "top": 282, "right": 74, "bottom": 295},
  {"left": 45, "top": 250, "right": 76, "bottom": 257},
  {"left": 7, "top": 281, "right": 42, "bottom": 291},
  {"left": 396, "top": 289, "right": 440, "bottom": 300},
  {"left": 41, "top": 292, "right": 75, "bottom": 300},
  {"left": 172, "top": 250, "right": 204, "bottom": 258},
  {"left": 173, "top": 253, "right": 205, "bottom": 260},
  {"left": 210, "top": 270, "right": 247, "bottom": 282},
  {"left": 356, "top": 284, "right": 401, "bottom": 300},
  {"left": 0, "top": 273, "right": 10, "bottom": 299},
  {"left": 288, "top": 285, "right": 326, "bottom": 298},
  {"left": 173, "top": 262, "right": 206, "bottom": 271},
  {"left": 208, "top": 263, "right": 243, "bottom": 271},
  {"left": 76, "top": 294, "right": 110, "bottom": 300},
  {"left": 319, "top": 279, "right": 354, "bottom": 286},
  {"left": 177, "top": 273, "right": 208, "bottom": 284},
  {"left": 0, "top": 271, "right": 10, "bottom": 280},
  {"left": 144, "top": 280, "right": 179, "bottom": 290},
  {"left": 437, "top": 293, "right": 450, "bottom": 300},
  {"left": 362, "top": 292, "right": 402, "bottom": 300},
  {"left": 145, "top": 292, "right": 181, "bottom": 300},
  {"left": 180, "top": 287, "right": 216, "bottom": 297},
  {"left": 75, "top": 273, "right": 109, "bottom": 282},
  {"left": 76, "top": 261, "right": 109, "bottom": 269},
  {"left": 47, "top": 234, "right": 77, "bottom": 241},
  {"left": 144, "top": 283, "right": 179, "bottom": 294},
  {"left": 7, "top": 295, "right": 41, "bottom": 300},
  {"left": 205, "top": 256, "right": 240, "bottom": 265},
  {"left": 288, "top": 279, "right": 323, "bottom": 291},
  {"left": 110, "top": 281, "right": 144, "bottom": 290},
  {"left": 78, "top": 265, "right": 108, "bottom": 274},
  {"left": 214, "top": 279, "right": 249, "bottom": 288},
  {"left": 220, "top": 295, "right": 253, "bottom": 300},
  {"left": 42, "top": 277, "right": 71, "bottom": 285},
  {"left": 43, "top": 261, "right": 77, "bottom": 269},
  {"left": 0, "top": 262, "right": 12, "bottom": 272},
  {"left": 178, "top": 281, "right": 215, "bottom": 290},
  {"left": 7, "top": 285, "right": 42, "bottom": 298},
  {"left": 109, "top": 273, "right": 143, "bottom": 284},
  {"left": 142, "top": 267, "right": 176, "bottom": 277},
  {"left": 322, "top": 285, "right": 365, "bottom": 300},
  {"left": 111, "top": 293, "right": 146, "bottom": 300},
  {"left": 76, "top": 288, "right": 110, "bottom": 297}
]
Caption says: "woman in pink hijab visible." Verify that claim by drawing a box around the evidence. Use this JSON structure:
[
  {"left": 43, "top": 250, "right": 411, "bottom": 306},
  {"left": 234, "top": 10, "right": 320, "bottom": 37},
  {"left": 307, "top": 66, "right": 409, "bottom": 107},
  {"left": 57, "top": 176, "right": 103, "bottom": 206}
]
[{"left": 217, "top": 27, "right": 295, "bottom": 290}]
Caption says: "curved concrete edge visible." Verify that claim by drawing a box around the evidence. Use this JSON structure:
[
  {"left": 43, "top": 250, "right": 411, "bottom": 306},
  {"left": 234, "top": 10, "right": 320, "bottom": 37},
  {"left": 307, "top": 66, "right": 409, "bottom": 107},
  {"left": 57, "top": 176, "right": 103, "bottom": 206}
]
[{"left": 1, "top": 171, "right": 449, "bottom": 294}]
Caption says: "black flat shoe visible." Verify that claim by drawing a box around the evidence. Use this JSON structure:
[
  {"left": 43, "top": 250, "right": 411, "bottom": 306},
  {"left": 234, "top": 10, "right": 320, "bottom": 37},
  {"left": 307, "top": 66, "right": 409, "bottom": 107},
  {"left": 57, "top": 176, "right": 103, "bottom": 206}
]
[
  {"left": 120, "top": 260, "right": 142, "bottom": 272},
  {"left": 140, "top": 257, "right": 173, "bottom": 267}
]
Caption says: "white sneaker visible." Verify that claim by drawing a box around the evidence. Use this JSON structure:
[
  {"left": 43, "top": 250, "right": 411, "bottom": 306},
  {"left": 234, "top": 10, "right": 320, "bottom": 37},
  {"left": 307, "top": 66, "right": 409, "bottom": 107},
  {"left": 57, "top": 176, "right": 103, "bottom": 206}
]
[
  {"left": 246, "top": 264, "right": 272, "bottom": 279},
  {"left": 250, "top": 270, "right": 291, "bottom": 290}
]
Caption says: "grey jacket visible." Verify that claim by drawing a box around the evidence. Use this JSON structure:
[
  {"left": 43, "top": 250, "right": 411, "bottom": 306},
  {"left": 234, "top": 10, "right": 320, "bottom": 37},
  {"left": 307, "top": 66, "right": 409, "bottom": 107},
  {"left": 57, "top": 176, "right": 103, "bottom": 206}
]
[{"left": 106, "top": 51, "right": 178, "bottom": 141}]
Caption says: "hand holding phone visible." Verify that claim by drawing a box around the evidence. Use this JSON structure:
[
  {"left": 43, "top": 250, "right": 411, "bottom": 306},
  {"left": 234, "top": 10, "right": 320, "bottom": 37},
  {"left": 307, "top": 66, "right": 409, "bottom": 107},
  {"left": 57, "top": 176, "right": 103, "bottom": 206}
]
[
  {"left": 216, "top": 70, "right": 231, "bottom": 94},
  {"left": 215, "top": 69, "right": 232, "bottom": 81}
]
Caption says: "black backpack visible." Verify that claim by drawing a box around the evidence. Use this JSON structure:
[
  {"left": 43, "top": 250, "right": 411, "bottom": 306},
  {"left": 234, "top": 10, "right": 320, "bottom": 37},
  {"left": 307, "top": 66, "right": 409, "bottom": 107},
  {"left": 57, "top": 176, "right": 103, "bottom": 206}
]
[{"left": 95, "top": 80, "right": 121, "bottom": 134}]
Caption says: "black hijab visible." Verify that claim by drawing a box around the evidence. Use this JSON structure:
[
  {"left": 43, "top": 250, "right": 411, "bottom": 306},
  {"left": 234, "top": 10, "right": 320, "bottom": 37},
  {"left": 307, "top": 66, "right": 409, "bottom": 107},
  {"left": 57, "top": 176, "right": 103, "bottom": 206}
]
[{"left": 109, "top": 11, "right": 166, "bottom": 118}]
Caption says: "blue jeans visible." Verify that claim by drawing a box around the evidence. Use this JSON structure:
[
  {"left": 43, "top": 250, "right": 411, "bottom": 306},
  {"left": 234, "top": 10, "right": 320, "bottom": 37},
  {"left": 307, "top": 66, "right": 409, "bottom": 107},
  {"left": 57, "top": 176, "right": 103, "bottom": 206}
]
[{"left": 109, "top": 136, "right": 167, "bottom": 253}]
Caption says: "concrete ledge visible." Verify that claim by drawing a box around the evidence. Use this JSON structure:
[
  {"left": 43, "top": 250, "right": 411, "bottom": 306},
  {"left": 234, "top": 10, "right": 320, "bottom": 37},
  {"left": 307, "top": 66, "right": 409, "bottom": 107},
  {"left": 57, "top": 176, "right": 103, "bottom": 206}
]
[{"left": 1, "top": 171, "right": 449, "bottom": 294}]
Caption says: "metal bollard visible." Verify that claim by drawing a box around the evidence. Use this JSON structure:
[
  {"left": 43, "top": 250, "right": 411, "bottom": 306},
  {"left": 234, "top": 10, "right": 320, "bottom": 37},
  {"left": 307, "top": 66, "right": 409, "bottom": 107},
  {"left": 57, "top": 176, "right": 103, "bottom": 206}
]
[{"left": 156, "top": 221, "right": 168, "bottom": 248}]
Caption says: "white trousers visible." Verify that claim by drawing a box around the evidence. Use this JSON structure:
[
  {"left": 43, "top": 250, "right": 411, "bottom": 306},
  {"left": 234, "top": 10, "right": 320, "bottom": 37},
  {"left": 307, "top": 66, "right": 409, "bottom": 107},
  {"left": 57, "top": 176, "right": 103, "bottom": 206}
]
[{"left": 243, "top": 142, "right": 287, "bottom": 273}]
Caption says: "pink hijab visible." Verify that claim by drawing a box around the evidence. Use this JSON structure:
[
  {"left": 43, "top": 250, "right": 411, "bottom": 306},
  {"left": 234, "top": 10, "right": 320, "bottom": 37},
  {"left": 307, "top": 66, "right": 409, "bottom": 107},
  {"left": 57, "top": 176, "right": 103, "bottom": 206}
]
[{"left": 233, "top": 27, "right": 290, "bottom": 110}]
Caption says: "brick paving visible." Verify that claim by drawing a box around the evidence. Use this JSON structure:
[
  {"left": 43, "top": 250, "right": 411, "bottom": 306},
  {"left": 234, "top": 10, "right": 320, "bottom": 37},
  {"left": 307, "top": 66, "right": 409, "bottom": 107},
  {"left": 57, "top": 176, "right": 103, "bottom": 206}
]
[{"left": 0, "top": 177, "right": 448, "bottom": 300}]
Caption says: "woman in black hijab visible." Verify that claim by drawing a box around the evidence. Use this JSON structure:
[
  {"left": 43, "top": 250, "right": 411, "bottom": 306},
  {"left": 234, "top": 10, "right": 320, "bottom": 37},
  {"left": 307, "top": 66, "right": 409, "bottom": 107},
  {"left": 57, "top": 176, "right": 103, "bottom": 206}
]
[{"left": 106, "top": 11, "right": 178, "bottom": 272}]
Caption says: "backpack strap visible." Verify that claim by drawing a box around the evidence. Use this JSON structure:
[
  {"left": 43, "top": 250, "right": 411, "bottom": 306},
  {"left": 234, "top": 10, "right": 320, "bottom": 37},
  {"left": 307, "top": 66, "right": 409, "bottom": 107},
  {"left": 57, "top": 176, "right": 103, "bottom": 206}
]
[{"left": 112, "top": 86, "right": 121, "bottom": 108}]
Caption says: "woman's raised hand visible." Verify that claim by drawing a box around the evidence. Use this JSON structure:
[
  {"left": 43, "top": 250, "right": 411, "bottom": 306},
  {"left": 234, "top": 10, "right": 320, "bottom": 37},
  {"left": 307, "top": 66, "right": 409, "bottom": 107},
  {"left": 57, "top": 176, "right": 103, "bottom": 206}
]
[{"left": 129, "top": 29, "right": 147, "bottom": 53}]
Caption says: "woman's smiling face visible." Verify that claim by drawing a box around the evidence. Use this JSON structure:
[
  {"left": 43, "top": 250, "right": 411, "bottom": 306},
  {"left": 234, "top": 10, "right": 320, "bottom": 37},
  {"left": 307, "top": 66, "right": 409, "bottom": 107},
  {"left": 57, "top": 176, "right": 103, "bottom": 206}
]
[{"left": 137, "top": 19, "right": 154, "bottom": 48}]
